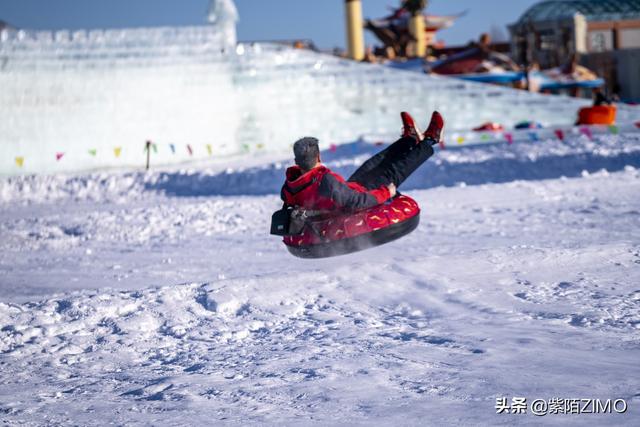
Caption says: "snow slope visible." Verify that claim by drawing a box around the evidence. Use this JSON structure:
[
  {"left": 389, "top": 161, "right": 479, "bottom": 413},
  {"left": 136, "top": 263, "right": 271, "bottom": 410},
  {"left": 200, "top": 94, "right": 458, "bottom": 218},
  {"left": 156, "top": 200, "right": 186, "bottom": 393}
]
[{"left": 1, "top": 130, "right": 640, "bottom": 425}]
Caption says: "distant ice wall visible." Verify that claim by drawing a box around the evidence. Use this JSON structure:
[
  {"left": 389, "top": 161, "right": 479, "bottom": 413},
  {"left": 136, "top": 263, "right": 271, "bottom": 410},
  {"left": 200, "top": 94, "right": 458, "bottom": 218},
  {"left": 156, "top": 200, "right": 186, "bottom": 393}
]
[
  {"left": 0, "top": 25, "right": 240, "bottom": 175},
  {"left": 3, "top": 16, "right": 632, "bottom": 176}
]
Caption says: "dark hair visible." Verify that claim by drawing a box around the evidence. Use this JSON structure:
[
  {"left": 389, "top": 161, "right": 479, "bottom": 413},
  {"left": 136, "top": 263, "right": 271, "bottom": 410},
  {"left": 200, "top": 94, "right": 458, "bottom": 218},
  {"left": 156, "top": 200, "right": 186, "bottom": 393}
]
[{"left": 293, "top": 137, "right": 320, "bottom": 170}]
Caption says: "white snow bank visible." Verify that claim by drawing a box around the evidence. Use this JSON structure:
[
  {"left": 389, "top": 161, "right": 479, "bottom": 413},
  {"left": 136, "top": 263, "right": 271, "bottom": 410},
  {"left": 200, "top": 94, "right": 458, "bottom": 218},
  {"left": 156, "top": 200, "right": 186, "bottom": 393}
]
[{"left": 2, "top": 130, "right": 639, "bottom": 205}]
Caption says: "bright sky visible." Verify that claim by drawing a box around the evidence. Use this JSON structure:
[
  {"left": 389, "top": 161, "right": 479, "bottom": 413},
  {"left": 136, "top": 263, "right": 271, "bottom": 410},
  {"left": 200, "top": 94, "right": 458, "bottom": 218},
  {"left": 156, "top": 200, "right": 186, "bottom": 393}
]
[{"left": 0, "top": 0, "right": 541, "bottom": 48}]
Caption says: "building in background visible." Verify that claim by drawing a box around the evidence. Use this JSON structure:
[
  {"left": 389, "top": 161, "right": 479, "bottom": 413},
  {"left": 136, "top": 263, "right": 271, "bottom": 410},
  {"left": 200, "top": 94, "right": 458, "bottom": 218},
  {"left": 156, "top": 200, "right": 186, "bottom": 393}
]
[{"left": 509, "top": 0, "right": 640, "bottom": 101}]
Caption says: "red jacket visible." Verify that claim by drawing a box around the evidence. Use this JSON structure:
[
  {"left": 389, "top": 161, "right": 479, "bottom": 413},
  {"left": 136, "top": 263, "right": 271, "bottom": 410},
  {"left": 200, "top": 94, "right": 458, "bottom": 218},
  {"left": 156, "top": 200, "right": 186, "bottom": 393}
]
[{"left": 281, "top": 165, "right": 391, "bottom": 211}]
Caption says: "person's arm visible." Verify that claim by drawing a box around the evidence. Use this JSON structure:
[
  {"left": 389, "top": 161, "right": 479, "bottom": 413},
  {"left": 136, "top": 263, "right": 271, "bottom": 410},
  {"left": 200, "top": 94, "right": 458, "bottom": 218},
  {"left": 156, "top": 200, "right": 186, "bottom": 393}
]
[{"left": 318, "top": 174, "right": 392, "bottom": 211}]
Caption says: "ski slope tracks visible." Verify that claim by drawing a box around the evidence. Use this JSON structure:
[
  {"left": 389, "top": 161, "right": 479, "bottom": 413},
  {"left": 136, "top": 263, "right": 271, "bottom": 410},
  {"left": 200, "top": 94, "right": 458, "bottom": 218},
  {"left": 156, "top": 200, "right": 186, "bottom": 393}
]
[{"left": 1, "top": 129, "right": 640, "bottom": 425}]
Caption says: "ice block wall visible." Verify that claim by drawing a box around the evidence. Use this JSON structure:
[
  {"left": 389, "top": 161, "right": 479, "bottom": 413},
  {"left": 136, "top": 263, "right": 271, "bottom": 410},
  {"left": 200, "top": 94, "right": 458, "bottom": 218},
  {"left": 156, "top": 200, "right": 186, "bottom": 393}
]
[
  {"left": 0, "top": 19, "right": 608, "bottom": 176},
  {"left": 0, "top": 26, "right": 239, "bottom": 175}
]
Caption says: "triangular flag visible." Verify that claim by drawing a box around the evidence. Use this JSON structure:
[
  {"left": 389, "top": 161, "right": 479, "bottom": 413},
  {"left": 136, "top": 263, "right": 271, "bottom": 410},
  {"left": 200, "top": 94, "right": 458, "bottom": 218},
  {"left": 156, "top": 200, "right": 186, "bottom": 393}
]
[
  {"left": 187, "top": 144, "right": 193, "bottom": 155},
  {"left": 504, "top": 133, "right": 513, "bottom": 145},
  {"left": 15, "top": 157, "right": 24, "bottom": 168},
  {"left": 242, "top": 144, "right": 250, "bottom": 152},
  {"left": 257, "top": 143, "right": 264, "bottom": 150},
  {"left": 206, "top": 144, "right": 212, "bottom": 156},
  {"left": 329, "top": 143, "right": 337, "bottom": 153},
  {"left": 554, "top": 129, "right": 564, "bottom": 141},
  {"left": 635, "top": 121, "right": 640, "bottom": 129},
  {"left": 438, "top": 141, "right": 446, "bottom": 150},
  {"left": 481, "top": 134, "right": 490, "bottom": 141},
  {"left": 56, "top": 152, "right": 65, "bottom": 161},
  {"left": 456, "top": 136, "right": 465, "bottom": 144},
  {"left": 169, "top": 144, "right": 176, "bottom": 154},
  {"left": 114, "top": 147, "right": 122, "bottom": 158},
  {"left": 579, "top": 126, "right": 593, "bottom": 140},
  {"left": 608, "top": 125, "right": 618, "bottom": 135},
  {"left": 88, "top": 149, "right": 97, "bottom": 156},
  {"left": 152, "top": 143, "right": 158, "bottom": 153},
  {"left": 528, "top": 132, "right": 539, "bottom": 141}
]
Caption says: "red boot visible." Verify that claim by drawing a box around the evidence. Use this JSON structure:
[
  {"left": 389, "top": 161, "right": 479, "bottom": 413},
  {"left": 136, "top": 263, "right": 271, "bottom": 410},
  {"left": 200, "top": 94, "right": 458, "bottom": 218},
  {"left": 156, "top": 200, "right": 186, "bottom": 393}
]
[
  {"left": 423, "top": 111, "right": 444, "bottom": 146},
  {"left": 400, "top": 111, "right": 423, "bottom": 142}
]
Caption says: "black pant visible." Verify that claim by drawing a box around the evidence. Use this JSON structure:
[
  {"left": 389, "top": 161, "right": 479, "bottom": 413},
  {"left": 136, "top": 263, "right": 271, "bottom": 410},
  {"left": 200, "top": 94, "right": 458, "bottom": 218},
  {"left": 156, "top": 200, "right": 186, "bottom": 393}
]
[{"left": 348, "top": 137, "right": 434, "bottom": 190}]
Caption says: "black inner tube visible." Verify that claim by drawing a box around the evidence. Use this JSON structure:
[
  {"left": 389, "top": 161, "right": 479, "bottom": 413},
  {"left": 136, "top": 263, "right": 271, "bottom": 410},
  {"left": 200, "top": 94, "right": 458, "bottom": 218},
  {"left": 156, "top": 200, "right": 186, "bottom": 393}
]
[{"left": 287, "top": 213, "right": 420, "bottom": 259}]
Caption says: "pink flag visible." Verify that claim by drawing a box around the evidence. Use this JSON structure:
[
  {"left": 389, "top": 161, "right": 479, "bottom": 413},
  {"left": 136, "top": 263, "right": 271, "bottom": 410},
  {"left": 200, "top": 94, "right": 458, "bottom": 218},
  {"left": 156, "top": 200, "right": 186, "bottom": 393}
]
[
  {"left": 55, "top": 152, "right": 65, "bottom": 161},
  {"left": 329, "top": 144, "right": 337, "bottom": 153},
  {"left": 580, "top": 126, "right": 593, "bottom": 140},
  {"left": 438, "top": 141, "right": 446, "bottom": 150},
  {"left": 504, "top": 133, "right": 513, "bottom": 145},
  {"left": 554, "top": 129, "right": 564, "bottom": 141}
]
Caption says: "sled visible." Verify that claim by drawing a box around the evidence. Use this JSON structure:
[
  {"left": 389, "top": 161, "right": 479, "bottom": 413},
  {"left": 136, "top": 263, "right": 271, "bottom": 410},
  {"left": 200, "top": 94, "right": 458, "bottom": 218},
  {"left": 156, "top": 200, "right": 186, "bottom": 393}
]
[{"left": 577, "top": 105, "right": 617, "bottom": 125}]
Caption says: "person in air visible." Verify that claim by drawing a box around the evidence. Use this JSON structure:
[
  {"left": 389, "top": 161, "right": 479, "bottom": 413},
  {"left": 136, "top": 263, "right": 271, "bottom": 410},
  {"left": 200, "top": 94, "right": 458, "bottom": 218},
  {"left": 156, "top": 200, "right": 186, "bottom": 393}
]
[{"left": 281, "top": 111, "right": 444, "bottom": 212}]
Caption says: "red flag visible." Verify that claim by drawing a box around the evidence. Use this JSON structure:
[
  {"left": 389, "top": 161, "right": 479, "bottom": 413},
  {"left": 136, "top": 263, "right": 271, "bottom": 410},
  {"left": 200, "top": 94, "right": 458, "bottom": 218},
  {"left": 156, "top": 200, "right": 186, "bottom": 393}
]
[
  {"left": 554, "top": 129, "right": 564, "bottom": 141},
  {"left": 504, "top": 133, "right": 513, "bottom": 145}
]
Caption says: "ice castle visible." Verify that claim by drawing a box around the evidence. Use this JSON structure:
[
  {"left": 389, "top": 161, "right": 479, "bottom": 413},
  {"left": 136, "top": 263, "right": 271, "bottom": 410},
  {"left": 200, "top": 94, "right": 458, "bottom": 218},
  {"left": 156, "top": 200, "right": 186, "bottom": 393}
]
[{"left": 0, "top": 0, "right": 621, "bottom": 175}]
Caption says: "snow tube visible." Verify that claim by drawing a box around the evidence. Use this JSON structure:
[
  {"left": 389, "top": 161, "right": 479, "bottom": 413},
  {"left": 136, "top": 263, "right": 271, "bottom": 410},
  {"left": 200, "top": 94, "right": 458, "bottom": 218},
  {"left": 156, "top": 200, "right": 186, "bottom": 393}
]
[
  {"left": 473, "top": 122, "right": 504, "bottom": 132},
  {"left": 515, "top": 121, "right": 543, "bottom": 130},
  {"left": 284, "top": 194, "right": 420, "bottom": 259},
  {"left": 577, "top": 105, "right": 617, "bottom": 125}
]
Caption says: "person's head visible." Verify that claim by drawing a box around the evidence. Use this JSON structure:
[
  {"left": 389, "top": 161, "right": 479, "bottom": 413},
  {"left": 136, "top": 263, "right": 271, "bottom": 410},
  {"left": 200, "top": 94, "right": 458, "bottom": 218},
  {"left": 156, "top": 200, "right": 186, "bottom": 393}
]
[
  {"left": 479, "top": 33, "right": 491, "bottom": 47},
  {"left": 293, "top": 137, "right": 320, "bottom": 171}
]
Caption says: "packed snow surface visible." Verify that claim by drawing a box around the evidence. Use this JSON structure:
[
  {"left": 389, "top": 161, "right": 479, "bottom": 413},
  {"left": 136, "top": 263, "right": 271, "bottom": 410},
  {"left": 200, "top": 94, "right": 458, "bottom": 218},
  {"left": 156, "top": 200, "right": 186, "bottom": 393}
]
[{"left": 1, "top": 131, "right": 640, "bottom": 425}]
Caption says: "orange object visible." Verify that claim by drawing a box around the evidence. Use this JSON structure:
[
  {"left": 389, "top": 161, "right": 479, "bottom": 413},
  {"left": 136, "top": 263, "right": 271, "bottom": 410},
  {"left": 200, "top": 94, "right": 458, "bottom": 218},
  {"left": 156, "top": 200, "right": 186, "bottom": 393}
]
[{"left": 577, "top": 105, "right": 617, "bottom": 125}]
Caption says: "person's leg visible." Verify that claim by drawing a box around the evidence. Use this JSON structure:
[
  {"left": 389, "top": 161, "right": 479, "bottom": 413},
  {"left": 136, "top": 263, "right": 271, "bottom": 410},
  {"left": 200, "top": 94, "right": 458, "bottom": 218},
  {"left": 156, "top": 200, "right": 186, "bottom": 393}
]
[
  {"left": 348, "top": 137, "right": 434, "bottom": 190},
  {"left": 347, "top": 137, "right": 414, "bottom": 187}
]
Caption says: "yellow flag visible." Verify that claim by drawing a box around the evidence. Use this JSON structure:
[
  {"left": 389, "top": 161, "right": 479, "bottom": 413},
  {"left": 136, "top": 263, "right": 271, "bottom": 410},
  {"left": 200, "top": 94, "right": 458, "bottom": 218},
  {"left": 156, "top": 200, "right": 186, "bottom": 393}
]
[
  {"left": 114, "top": 147, "right": 122, "bottom": 158},
  {"left": 206, "top": 144, "right": 212, "bottom": 156},
  {"left": 457, "top": 136, "right": 465, "bottom": 144},
  {"left": 257, "top": 143, "right": 264, "bottom": 150},
  {"left": 15, "top": 157, "right": 24, "bottom": 167}
]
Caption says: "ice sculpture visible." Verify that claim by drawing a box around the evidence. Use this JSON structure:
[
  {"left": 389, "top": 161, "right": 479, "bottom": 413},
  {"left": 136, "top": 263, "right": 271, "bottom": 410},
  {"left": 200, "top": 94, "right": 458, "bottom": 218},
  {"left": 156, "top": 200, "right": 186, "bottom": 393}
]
[
  {"left": 1, "top": 0, "right": 637, "bottom": 175},
  {"left": 208, "top": 0, "right": 239, "bottom": 52}
]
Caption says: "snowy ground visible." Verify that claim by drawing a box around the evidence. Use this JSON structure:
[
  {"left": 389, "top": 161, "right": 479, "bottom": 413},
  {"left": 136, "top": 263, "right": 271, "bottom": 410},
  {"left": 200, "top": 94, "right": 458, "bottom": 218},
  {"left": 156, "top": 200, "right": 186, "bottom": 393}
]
[{"left": 1, "top": 131, "right": 640, "bottom": 425}]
